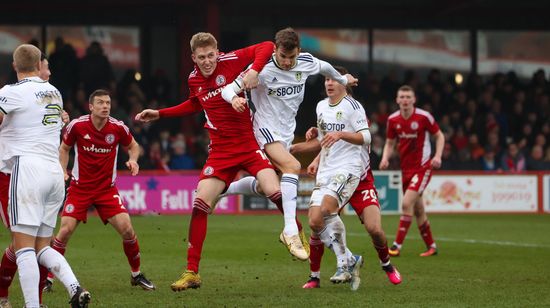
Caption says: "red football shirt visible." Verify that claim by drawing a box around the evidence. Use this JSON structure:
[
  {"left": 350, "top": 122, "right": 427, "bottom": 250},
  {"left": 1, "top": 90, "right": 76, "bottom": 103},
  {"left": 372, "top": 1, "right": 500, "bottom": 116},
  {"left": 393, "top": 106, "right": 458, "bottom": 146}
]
[
  {"left": 63, "top": 115, "right": 133, "bottom": 191},
  {"left": 159, "top": 42, "right": 274, "bottom": 151},
  {"left": 386, "top": 108, "right": 440, "bottom": 171}
]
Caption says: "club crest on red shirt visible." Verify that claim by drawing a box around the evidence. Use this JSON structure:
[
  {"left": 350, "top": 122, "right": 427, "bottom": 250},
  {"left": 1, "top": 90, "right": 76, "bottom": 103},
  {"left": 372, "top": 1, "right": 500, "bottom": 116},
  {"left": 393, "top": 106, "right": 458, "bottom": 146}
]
[
  {"left": 105, "top": 134, "right": 115, "bottom": 144},
  {"left": 65, "top": 204, "right": 75, "bottom": 213},
  {"left": 215, "top": 75, "right": 226, "bottom": 86},
  {"left": 203, "top": 166, "right": 214, "bottom": 176},
  {"left": 410, "top": 121, "right": 419, "bottom": 130}
]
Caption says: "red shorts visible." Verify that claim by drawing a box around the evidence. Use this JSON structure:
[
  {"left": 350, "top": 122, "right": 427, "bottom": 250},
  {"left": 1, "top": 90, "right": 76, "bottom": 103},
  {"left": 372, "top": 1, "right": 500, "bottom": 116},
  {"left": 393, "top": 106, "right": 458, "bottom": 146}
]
[
  {"left": 62, "top": 185, "right": 127, "bottom": 224},
  {"left": 348, "top": 170, "right": 380, "bottom": 217},
  {"left": 200, "top": 148, "right": 273, "bottom": 187},
  {"left": 0, "top": 172, "right": 10, "bottom": 228},
  {"left": 402, "top": 165, "right": 432, "bottom": 194}
]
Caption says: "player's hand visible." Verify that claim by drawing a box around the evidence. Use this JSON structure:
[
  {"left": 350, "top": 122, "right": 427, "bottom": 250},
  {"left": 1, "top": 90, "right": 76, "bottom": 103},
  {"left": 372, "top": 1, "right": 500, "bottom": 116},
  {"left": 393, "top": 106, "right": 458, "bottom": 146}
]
[
  {"left": 241, "top": 69, "right": 259, "bottom": 90},
  {"left": 307, "top": 161, "right": 319, "bottom": 176},
  {"left": 345, "top": 74, "right": 358, "bottom": 87},
  {"left": 231, "top": 97, "right": 248, "bottom": 113},
  {"left": 61, "top": 110, "right": 70, "bottom": 125},
  {"left": 320, "top": 132, "right": 342, "bottom": 148},
  {"left": 126, "top": 160, "right": 140, "bottom": 176},
  {"left": 305, "top": 127, "right": 318, "bottom": 141},
  {"left": 431, "top": 156, "right": 442, "bottom": 169},
  {"left": 135, "top": 109, "right": 160, "bottom": 123},
  {"left": 379, "top": 159, "right": 389, "bottom": 170},
  {"left": 63, "top": 172, "right": 70, "bottom": 182}
]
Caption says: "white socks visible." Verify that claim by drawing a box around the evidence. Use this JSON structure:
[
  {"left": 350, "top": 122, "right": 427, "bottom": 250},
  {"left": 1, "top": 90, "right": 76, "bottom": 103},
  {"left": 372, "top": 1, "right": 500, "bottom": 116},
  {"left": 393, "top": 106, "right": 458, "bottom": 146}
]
[
  {"left": 224, "top": 176, "right": 259, "bottom": 196},
  {"left": 37, "top": 246, "right": 80, "bottom": 297},
  {"left": 16, "top": 248, "right": 39, "bottom": 308},
  {"left": 281, "top": 174, "right": 299, "bottom": 236},
  {"left": 318, "top": 214, "right": 350, "bottom": 268}
]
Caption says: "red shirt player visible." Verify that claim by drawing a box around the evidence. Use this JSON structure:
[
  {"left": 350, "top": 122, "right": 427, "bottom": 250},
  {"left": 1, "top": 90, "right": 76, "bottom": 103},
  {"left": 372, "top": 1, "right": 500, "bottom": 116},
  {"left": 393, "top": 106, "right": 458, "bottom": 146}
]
[
  {"left": 379, "top": 85, "right": 445, "bottom": 257},
  {"left": 135, "top": 32, "right": 303, "bottom": 291},
  {"left": 45, "top": 89, "right": 156, "bottom": 292}
]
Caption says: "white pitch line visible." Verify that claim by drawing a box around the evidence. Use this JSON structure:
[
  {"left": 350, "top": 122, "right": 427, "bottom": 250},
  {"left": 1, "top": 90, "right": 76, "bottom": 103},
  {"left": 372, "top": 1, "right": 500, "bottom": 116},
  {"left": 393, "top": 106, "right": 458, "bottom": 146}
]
[{"left": 347, "top": 232, "right": 550, "bottom": 249}]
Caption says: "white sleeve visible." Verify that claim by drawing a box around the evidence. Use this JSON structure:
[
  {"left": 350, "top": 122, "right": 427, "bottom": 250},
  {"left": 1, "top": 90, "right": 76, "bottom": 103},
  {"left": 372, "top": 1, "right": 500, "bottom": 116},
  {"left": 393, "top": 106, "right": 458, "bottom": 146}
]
[
  {"left": 0, "top": 87, "right": 21, "bottom": 115},
  {"left": 349, "top": 105, "right": 370, "bottom": 145},
  {"left": 318, "top": 60, "right": 348, "bottom": 85},
  {"left": 221, "top": 77, "right": 244, "bottom": 103}
]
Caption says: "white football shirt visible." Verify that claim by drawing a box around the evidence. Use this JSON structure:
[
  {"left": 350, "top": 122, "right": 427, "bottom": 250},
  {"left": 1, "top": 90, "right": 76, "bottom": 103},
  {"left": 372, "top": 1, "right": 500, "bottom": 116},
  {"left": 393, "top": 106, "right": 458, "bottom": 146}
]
[
  {"left": 0, "top": 76, "right": 63, "bottom": 168},
  {"left": 316, "top": 95, "right": 369, "bottom": 180},
  {"left": 223, "top": 52, "right": 348, "bottom": 148}
]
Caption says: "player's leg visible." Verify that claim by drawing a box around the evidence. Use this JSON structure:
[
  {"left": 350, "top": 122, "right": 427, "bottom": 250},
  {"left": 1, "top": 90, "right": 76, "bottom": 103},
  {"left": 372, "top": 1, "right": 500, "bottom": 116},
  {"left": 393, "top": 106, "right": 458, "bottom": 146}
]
[
  {"left": 11, "top": 230, "right": 39, "bottom": 308},
  {"left": 45, "top": 216, "right": 79, "bottom": 291},
  {"left": 264, "top": 142, "right": 301, "bottom": 237},
  {"left": 415, "top": 197, "right": 437, "bottom": 256},
  {"left": 0, "top": 172, "right": 17, "bottom": 304},
  {"left": 303, "top": 204, "right": 325, "bottom": 288},
  {"left": 171, "top": 177, "right": 225, "bottom": 291},
  {"left": 108, "top": 212, "right": 155, "bottom": 290},
  {"left": 35, "top": 233, "right": 90, "bottom": 307},
  {"left": 389, "top": 184, "right": 420, "bottom": 256},
  {"left": 256, "top": 168, "right": 308, "bottom": 261},
  {"left": 361, "top": 206, "right": 402, "bottom": 285},
  {"left": 313, "top": 195, "right": 352, "bottom": 282}
]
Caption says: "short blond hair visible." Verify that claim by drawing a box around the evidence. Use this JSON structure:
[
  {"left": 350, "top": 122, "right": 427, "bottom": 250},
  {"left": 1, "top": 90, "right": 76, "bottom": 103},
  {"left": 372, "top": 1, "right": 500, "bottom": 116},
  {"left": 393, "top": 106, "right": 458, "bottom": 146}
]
[
  {"left": 13, "top": 44, "right": 41, "bottom": 73},
  {"left": 190, "top": 32, "right": 217, "bottom": 52}
]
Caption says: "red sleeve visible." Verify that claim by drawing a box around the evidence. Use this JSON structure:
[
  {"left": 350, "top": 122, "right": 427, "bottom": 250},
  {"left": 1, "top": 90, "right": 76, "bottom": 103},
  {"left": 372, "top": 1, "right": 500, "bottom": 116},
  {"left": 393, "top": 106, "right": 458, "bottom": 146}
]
[
  {"left": 386, "top": 119, "right": 396, "bottom": 139},
  {"left": 63, "top": 120, "right": 78, "bottom": 146},
  {"left": 426, "top": 114, "right": 440, "bottom": 135},
  {"left": 158, "top": 98, "right": 203, "bottom": 118},
  {"left": 233, "top": 41, "right": 275, "bottom": 72},
  {"left": 119, "top": 124, "right": 133, "bottom": 147}
]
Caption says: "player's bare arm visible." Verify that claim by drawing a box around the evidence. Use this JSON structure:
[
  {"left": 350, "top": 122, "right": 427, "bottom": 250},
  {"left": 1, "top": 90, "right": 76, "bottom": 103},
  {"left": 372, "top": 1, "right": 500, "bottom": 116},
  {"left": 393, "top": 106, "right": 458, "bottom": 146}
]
[
  {"left": 379, "top": 138, "right": 396, "bottom": 170},
  {"left": 321, "top": 131, "right": 365, "bottom": 148},
  {"left": 59, "top": 141, "right": 72, "bottom": 181},
  {"left": 231, "top": 96, "right": 248, "bottom": 113},
  {"left": 241, "top": 69, "right": 259, "bottom": 89},
  {"left": 431, "top": 130, "right": 445, "bottom": 169},
  {"left": 61, "top": 110, "right": 70, "bottom": 125},
  {"left": 305, "top": 127, "right": 319, "bottom": 141},
  {"left": 126, "top": 138, "right": 140, "bottom": 176},
  {"left": 345, "top": 74, "right": 359, "bottom": 86},
  {"left": 307, "top": 154, "right": 321, "bottom": 176},
  {"left": 290, "top": 138, "right": 321, "bottom": 155},
  {"left": 134, "top": 109, "right": 160, "bottom": 123}
]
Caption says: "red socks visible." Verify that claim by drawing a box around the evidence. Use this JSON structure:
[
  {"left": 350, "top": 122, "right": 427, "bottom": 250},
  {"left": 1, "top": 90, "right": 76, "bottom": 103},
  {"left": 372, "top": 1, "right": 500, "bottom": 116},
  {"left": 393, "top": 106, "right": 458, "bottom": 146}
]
[
  {"left": 0, "top": 247, "right": 17, "bottom": 297},
  {"left": 419, "top": 220, "right": 435, "bottom": 248},
  {"left": 394, "top": 215, "right": 413, "bottom": 245},
  {"left": 187, "top": 198, "right": 209, "bottom": 273},
  {"left": 123, "top": 236, "right": 141, "bottom": 272}
]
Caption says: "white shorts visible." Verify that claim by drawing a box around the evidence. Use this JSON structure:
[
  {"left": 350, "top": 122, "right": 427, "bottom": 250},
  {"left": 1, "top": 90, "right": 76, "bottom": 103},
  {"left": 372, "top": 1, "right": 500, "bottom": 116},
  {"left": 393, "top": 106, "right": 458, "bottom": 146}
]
[
  {"left": 254, "top": 124, "right": 294, "bottom": 150},
  {"left": 11, "top": 223, "right": 54, "bottom": 237},
  {"left": 310, "top": 173, "right": 360, "bottom": 209},
  {"left": 8, "top": 156, "right": 64, "bottom": 229}
]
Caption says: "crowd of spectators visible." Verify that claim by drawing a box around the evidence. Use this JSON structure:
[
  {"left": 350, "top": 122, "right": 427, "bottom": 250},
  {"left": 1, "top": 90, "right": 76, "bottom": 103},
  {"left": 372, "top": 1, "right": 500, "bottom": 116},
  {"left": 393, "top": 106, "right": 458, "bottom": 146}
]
[{"left": 2, "top": 39, "right": 548, "bottom": 172}]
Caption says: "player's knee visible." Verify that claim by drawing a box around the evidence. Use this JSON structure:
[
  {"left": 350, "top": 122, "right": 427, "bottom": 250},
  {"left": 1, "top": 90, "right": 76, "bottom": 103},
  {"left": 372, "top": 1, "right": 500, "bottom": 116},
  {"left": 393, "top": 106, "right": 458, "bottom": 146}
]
[
  {"left": 119, "top": 226, "right": 135, "bottom": 240},
  {"left": 282, "top": 161, "right": 301, "bottom": 175},
  {"left": 57, "top": 226, "right": 75, "bottom": 242},
  {"left": 366, "top": 226, "right": 384, "bottom": 240},
  {"left": 308, "top": 216, "right": 324, "bottom": 232}
]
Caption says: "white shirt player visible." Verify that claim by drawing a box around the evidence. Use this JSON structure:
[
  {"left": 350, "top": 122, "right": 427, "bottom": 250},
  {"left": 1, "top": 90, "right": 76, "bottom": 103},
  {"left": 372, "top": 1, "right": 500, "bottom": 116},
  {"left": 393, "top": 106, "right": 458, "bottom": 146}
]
[
  {"left": 222, "top": 52, "right": 348, "bottom": 149},
  {"left": 0, "top": 76, "right": 63, "bottom": 167},
  {"left": 316, "top": 95, "right": 369, "bottom": 181}
]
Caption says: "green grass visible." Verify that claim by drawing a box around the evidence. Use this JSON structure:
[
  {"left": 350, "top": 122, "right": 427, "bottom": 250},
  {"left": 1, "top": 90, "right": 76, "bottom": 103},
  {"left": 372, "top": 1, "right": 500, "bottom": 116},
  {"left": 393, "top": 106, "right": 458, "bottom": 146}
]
[{"left": 1, "top": 214, "right": 550, "bottom": 307}]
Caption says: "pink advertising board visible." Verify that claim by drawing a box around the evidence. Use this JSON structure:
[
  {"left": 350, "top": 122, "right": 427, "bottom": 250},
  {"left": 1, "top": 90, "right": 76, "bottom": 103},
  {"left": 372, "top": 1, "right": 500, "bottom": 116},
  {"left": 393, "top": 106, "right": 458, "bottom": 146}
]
[{"left": 116, "top": 173, "right": 239, "bottom": 215}]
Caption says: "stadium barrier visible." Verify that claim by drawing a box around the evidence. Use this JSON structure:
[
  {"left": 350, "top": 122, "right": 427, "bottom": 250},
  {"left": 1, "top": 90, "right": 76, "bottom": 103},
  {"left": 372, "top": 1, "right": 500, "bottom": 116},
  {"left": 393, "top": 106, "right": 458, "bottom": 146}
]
[{"left": 117, "top": 170, "right": 549, "bottom": 215}]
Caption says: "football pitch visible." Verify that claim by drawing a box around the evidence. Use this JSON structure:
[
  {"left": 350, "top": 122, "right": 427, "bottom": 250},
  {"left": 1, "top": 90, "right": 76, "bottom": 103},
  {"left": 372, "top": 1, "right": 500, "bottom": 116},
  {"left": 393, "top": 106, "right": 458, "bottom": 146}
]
[{"left": 1, "top": 213, "right": 549, "bottom": 307}]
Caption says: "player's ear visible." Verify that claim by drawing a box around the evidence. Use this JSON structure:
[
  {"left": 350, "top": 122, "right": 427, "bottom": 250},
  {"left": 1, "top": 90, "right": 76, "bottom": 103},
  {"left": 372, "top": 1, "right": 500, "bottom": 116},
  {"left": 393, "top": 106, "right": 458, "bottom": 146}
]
[{"left": 89, "top": 103, "right": 93, "bottom": 112}]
